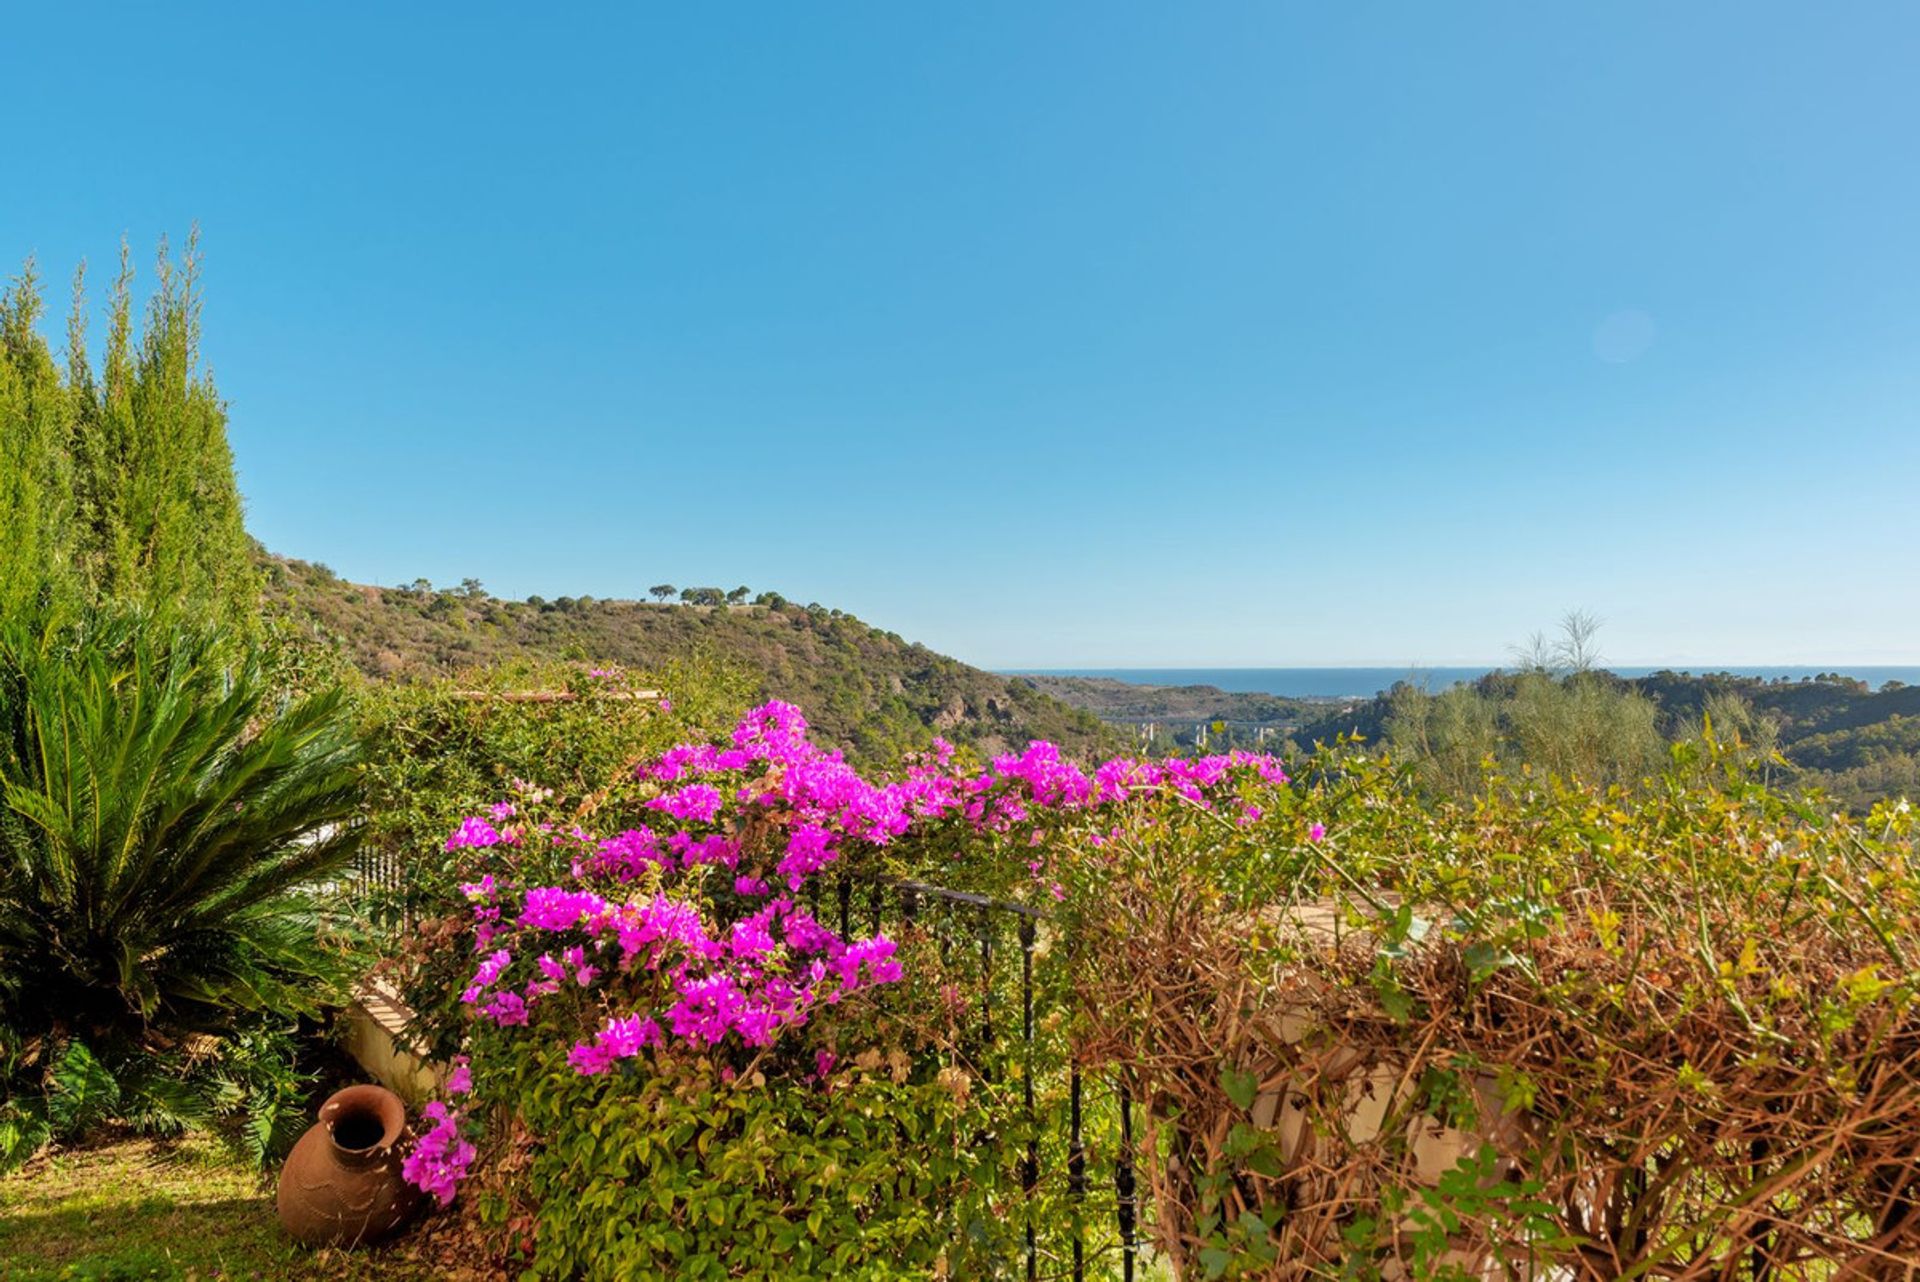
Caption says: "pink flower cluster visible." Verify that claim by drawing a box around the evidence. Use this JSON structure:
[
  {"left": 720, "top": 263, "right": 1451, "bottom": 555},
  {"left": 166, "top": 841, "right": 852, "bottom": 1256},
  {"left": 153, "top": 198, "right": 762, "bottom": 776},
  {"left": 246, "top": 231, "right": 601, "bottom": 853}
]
[
  {"left": 401, "top": 1058, "right": 475, "bottom": 1207},
  {"left": 454, "top": 877, "right": 908, "bottom": 1069},
  {"left": 445, "top": 816, "right": 502, "bottom": 851},
  {"left": 625, "top": 699, "right": 1292, "bottom": 893},
  {"left": 567, "top": 1012, "right": 662, "bottom": 1075},
  {"left": 408, "top": 700, "right": 1296, "bottom": 1207}
]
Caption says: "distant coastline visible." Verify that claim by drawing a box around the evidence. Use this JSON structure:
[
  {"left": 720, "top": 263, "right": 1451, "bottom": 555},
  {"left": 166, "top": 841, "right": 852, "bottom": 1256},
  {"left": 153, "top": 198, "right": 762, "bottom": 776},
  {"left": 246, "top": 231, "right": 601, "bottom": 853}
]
[{"left": 1010, "top": 666, "right": 1920, "bottom": 701}]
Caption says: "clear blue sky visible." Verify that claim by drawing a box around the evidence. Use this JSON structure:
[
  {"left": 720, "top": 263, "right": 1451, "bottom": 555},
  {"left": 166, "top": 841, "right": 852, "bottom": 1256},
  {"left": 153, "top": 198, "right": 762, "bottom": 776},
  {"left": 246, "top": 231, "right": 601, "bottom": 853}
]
[{"left": 6, "top": 4, "right": 1917, "bottom": 668}]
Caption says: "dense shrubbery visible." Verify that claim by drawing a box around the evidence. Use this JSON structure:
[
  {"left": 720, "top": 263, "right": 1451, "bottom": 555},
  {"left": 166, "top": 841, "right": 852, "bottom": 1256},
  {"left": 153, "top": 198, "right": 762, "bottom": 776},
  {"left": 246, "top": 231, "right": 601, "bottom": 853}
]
[
  {"left": 354, "top": 657, "right": 752, "bottom": 947},
  {"left": 399, "top": 701, "right": 1285, "bottom": 1278},
  {"left": 406, "top": 699, "right": 1920, "bottom": 1279},
  {"left": 1297, "top": 624, "right": 1920, "bottom": 812},
  {"left": 1067, "top": 742, "right": 1920, "bottom": 1278},
  {"left": 0, "top": 609, "right": 363, "bottom": 1171},
  {"left": 514, "top": 1049, "right": 1007, "bottom": 1277},
  {"left": 0, "top": 238, "right": 366, "bottom": 1174},
  {"left": 1382, "top": 668, "right": 1667, "bottom": 797}
]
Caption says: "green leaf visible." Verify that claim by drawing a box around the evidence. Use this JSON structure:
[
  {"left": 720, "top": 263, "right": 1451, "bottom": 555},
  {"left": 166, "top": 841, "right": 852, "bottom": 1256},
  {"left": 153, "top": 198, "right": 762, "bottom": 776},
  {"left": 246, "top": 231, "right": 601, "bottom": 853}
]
[
  {"left": 1463, "top": 940, "right": 1515, "bottom": 982},
  {"left": 1220, "top": 1065, "right": 1258, "bottom": 1113}
]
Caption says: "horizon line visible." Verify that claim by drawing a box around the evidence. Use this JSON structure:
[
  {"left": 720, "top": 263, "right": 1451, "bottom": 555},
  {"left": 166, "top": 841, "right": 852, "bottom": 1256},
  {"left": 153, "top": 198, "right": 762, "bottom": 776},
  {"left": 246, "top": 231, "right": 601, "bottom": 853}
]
[{"left": 995, "top": 661, "right": 1920, "bottom": 673}]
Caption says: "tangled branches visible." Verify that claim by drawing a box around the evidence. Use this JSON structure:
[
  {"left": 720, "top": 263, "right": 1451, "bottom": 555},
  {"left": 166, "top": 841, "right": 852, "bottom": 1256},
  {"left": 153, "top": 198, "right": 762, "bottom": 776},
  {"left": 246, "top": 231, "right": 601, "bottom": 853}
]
[{"left": 1068, "top": 759, "right": 1920, "bottom": 1279}]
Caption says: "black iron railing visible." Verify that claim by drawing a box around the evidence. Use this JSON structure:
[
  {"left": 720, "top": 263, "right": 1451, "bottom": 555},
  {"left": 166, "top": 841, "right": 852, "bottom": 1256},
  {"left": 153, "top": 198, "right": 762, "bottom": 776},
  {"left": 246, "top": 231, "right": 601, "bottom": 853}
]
[
  {"left": 353, "top": 843, "right": 1148, "bottom": 1276},
  {"left": 821, "top": 874, "right": 1143, "bottom": 1282}
]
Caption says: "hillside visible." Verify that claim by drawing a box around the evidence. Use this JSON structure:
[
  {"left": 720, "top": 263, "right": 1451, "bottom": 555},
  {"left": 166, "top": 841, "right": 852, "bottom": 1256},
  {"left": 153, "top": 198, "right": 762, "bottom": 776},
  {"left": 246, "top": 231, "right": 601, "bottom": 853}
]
[{"left": 259, "top": 554, "right": 1116, "bottom": 763}]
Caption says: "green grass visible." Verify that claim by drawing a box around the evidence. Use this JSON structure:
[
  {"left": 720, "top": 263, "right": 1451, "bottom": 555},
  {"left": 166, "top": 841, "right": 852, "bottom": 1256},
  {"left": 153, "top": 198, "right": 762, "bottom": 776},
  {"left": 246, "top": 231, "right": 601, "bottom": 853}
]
[{"left": 0, "top": 1133, "right": 443, "bottom": 1281}]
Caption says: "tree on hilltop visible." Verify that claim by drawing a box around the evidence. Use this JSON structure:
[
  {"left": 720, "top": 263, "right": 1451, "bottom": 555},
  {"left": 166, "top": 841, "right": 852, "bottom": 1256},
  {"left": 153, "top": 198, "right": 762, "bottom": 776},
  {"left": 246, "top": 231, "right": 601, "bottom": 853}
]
[{"left": 649, "top": 584, "right": 676, "bottom": 602}]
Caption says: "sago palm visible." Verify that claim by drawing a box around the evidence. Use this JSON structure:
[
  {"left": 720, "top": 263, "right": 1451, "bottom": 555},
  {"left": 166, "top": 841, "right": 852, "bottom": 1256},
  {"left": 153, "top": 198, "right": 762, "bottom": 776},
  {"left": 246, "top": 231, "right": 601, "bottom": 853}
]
[{"left": 0, "top": 609, "right": 363, "bottom": 1053}]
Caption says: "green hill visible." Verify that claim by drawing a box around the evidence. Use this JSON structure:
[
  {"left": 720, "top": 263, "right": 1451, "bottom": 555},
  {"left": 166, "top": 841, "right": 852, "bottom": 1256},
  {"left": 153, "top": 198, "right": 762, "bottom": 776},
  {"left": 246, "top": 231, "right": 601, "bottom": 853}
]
[{"left": 260, "top": 554, "right": 1116, "bottom": 763}]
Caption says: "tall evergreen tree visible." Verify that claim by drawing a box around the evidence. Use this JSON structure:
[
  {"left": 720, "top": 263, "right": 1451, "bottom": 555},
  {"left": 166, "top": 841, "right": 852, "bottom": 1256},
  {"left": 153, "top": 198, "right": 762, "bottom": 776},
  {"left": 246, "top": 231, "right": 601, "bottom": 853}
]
[
  {"left": 63, "top": 261, "right": 108, "bottom": 594},
  {"left": 0, "top": 233, "right": 257, "bottom": 628},
  {"left": 0, "top": 261, "right": 77, "bottom": 616}
]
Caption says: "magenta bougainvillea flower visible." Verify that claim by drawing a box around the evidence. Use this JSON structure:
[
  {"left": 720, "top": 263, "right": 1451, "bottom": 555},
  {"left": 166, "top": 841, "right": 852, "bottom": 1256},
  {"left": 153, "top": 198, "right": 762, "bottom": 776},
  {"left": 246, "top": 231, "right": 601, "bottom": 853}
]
[
  {"left": 405, "top": 700, "right": 1295, "bottom": 1207},
  {"left": 445, "top": 816, "right": 502, "bottom": 851},
  {"left": 401, "top": 1100, "right": 475, "bottom": 1207}
]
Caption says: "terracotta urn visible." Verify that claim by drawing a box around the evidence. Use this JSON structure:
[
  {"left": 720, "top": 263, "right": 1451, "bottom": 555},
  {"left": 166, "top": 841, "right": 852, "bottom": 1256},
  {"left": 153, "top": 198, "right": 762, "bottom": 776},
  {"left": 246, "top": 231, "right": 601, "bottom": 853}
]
[{"left": 277, "top": 1084, "right": 423, "bottom": 1247}]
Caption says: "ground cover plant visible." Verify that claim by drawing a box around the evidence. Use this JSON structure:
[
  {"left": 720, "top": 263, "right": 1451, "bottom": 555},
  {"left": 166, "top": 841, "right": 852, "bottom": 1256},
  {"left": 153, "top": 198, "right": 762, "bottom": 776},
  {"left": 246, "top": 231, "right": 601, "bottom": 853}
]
[{"left": 0, "top": 1131, "right": 448, "bottom": 1281}]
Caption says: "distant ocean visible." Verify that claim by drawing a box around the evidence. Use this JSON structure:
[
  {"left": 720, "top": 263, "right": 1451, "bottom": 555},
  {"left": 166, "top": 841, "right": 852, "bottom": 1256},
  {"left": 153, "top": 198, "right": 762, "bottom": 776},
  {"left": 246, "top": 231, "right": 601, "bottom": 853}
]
[{"left": 1014, "top": 667, "right": 1920, "bottom": 701}]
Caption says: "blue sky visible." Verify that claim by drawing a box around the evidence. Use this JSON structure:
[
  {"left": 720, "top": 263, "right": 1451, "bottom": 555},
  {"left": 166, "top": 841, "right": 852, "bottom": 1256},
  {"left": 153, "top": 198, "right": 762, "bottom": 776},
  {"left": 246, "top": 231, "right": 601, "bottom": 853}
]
[{"left": 5, "top": 4, "right": 1917, "bottom": 668}]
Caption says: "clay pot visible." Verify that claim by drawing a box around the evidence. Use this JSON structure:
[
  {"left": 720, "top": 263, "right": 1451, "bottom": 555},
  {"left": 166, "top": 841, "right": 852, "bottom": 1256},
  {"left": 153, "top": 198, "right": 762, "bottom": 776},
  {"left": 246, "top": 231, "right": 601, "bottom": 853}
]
[{"left": 277, "top": 1084, "right": 423, "bottom": 1247}]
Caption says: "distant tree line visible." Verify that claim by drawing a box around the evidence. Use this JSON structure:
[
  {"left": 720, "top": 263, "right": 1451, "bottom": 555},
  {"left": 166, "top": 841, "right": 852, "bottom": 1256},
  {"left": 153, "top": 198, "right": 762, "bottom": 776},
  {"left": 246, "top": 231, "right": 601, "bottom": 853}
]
[
  {"left": 645, "top": 584, "right": 784, "bottom": 608},
  {"left": 383, "top": 580, "right": 793, "bottom": 613},
  {"left": 1293, "top": 613, "right": 1918, "bottom": 811}
]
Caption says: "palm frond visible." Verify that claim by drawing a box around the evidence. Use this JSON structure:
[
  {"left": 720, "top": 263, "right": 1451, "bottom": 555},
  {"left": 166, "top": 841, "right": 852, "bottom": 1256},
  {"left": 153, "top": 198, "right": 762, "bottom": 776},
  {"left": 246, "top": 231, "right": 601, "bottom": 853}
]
[{"left": 0, "top": 607, "right": 364, "bottom": 1154}]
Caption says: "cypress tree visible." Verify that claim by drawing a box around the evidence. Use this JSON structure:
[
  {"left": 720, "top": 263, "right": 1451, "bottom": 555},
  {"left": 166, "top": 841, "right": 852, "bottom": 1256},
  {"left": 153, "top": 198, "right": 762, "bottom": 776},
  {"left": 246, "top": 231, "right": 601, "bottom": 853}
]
[
  {"left": 63, "top": 260, "right": 109, "bottom": 593},
  {"left": 118, "top": 232, "right": 256, "bottom": 622},
  {"left": 0, "top": 260, "right": 77, "bottom": 615},
  {"left": 0, "top": 232, "right": 258, "bottom": 628}
]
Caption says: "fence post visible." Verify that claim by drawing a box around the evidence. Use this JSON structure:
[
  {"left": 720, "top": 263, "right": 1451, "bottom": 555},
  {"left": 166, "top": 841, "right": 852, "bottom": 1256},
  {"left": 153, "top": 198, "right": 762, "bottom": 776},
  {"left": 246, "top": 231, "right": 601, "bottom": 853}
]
[
  {"left": 1118, "top": 1075, "right": 1136, "bottom": 1281},
  {"left": 1021, "top": 916, "right": 1038, "bottom": 1282},
  {"left": 875, "top": 881, "right": 1121, "bottom": 1276},
  {"left": 979, "top": 908, "right": 995, "bottom": 1048},
  {"left": 1070, "top": 1065, "right": 1086, "bottom": 1281}
]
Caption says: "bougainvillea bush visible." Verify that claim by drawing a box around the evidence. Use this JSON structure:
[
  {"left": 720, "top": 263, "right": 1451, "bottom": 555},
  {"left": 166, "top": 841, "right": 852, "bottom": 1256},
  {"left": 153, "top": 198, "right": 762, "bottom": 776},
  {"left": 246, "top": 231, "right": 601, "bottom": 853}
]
[{"left": 400, "top": 699, "right": 1297, "bottom": 1279}]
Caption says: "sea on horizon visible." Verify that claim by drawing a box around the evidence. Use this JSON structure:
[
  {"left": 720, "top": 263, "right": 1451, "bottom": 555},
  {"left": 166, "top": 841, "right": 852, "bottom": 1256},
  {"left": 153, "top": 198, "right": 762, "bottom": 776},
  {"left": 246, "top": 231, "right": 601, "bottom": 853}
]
[{"left": 1012, "top": 666, "right": 1920, "bottom": 701}]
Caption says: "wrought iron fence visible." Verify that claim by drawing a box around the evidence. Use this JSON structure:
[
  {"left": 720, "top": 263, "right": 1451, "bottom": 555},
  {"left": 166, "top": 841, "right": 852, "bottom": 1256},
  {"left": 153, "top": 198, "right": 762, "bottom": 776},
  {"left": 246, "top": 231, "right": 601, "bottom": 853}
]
[
  {"left": 351, "top": 842, "right": 409, "bottom": 901},
  {"left": 814, "top": 873, "right": 1146, "bottom": 1282},
  {"left": 349, "top": 832, "right": 1149, "bottom": 1276}
]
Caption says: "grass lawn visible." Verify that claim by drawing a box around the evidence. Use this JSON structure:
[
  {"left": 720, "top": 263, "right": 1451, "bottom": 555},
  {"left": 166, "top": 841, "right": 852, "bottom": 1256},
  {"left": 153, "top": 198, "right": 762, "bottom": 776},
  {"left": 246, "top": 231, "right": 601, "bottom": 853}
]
[{"left": 0, "top": 1132, "right": 449, "bottom": 1281}]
